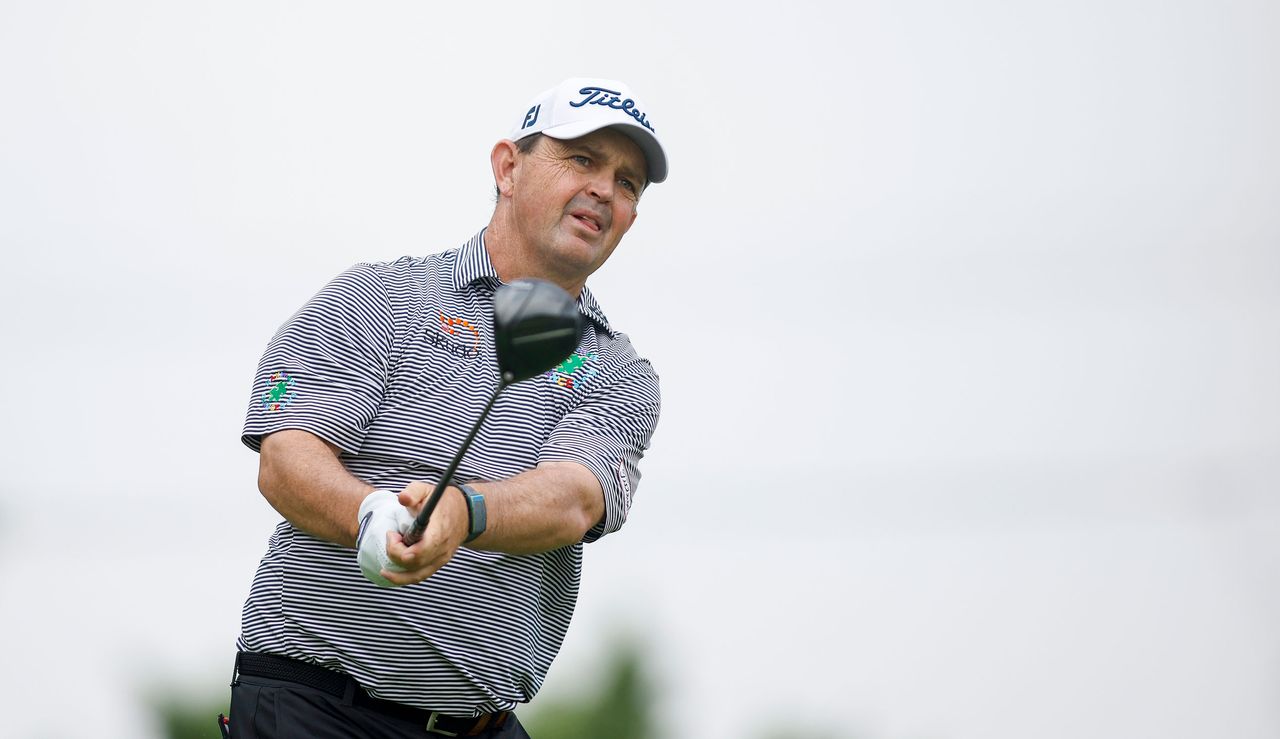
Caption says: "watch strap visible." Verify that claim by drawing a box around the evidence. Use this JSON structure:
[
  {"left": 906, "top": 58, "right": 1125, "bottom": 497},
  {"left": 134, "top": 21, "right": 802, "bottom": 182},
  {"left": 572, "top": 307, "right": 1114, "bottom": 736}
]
[{"left": 456, "top": 482, "right": 487, "bottom": 543}]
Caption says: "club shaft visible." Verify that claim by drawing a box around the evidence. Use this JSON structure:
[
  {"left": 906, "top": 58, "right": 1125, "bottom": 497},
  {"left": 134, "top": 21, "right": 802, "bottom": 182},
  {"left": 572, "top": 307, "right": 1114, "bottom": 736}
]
[{"left": 402, "top": 383, "right": 505, "bottom": 546}]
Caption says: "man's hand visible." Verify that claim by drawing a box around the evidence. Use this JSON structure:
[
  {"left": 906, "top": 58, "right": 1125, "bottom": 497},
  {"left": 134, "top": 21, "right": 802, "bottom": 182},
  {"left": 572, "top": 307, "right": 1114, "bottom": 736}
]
[
  {"left": 356, "top": 463, "right": 604, "bottom": 587},
  {"left": 380, "top": 481, "right": 470, "bottom": 586},
  {"left": 356, "top": 490, "right": 414, "bottom": 587}
]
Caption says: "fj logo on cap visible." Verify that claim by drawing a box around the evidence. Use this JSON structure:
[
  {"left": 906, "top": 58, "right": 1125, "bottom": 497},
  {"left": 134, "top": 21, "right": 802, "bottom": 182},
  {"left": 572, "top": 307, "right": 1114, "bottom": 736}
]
[
  {"left": 521, "top": 105, "right": 541, "bottom": 130},
  {"left": 570, "top": 87, "right": 655, "bottom": 133}
]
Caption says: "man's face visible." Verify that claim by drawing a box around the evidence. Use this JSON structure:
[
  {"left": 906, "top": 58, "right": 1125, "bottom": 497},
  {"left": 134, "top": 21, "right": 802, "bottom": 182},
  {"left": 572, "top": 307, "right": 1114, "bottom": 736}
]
[{"left": 506, "top": 128, "right": 647, "bottom": 286}]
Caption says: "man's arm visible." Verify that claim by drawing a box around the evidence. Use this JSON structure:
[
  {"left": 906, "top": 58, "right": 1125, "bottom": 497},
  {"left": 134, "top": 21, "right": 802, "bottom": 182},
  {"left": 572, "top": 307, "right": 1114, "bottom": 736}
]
[
  {"left": 258, "top": 429, "right": 375, "bottom": 547},
  {"left": 258, "top": 428, "right": 604, "bottom": 583},
  {"left": 380, "top": 462, "right": 605, "bottom": 586},
  {"left": 465, "top": 462, "right": 605, "bottom": 554}
]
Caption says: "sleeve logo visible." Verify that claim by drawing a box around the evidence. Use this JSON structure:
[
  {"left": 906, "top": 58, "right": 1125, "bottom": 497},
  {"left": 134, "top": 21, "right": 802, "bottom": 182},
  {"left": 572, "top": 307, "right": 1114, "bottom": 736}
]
[
  {"left": 262, "top": 371, "right": 298, "bottom": 411},
  {"left": 547, "top": 352, "right": 598, "bottom": 391},
  {"left": 618, "top": 460, "right": 632, "bottom": 508}
]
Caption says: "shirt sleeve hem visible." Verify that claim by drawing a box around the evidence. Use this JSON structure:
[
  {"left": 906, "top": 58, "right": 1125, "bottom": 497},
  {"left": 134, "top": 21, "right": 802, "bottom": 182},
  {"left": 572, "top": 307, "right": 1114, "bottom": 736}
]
[{"left": 241, "top": 420, "right": 367, "bottom": 457}]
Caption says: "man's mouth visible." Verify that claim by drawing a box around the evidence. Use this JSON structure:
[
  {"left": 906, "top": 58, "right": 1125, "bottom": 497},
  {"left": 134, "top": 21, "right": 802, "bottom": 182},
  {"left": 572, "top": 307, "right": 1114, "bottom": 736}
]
[{"left": 570, "top": 210, "right": 603, "bottom": 233}]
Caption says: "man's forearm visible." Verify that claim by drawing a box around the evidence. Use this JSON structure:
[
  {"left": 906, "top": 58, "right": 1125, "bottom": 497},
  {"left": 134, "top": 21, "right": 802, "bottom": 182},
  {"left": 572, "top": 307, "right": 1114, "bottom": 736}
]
[
  {"left": 258, "top": 429, "right": 375, "bottom": 547},
  {"left": 379, "top": 460, "right": 607, "bottom": 586},
  {"left": 259, "top": 429, "right": 603, "bottom": 556},
  {"left": 454, "top": 461, "right": 605, "bottom": 555}
]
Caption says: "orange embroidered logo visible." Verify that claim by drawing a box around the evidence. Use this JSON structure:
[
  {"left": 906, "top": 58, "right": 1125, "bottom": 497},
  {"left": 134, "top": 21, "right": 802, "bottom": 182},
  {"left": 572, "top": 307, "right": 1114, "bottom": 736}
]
[{"left": 434, "top": 313, "right": 482, "bottom": 359}]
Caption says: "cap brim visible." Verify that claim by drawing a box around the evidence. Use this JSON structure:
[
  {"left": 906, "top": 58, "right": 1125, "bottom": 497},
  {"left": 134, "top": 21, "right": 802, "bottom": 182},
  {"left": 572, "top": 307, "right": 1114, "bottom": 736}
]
[{"left": 540, "top": 120, "right": 668, "bottom": 185}]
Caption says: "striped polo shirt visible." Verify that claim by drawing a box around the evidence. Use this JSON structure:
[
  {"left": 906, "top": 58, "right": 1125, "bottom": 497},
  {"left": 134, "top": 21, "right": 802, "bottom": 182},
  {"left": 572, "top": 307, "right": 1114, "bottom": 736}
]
[{"left": 237, "top": 230, "right": 661, "bottom": 715}]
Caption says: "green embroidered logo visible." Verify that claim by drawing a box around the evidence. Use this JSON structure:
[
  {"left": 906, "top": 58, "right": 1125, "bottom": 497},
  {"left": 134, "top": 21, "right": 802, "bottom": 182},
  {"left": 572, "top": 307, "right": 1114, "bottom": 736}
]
[
  {"left": 263, "top": 371, "right": 298, "bottom": 411},
  {"left": 556, "top": 354, "right": 587, "bottom": 375},
  {"left": 548, "top": 352, "right": 597, "bottom": 391}
]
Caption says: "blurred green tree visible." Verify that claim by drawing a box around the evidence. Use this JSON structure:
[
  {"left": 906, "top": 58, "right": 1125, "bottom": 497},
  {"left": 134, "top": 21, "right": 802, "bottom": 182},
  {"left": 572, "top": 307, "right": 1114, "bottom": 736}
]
[
  {"left": 151, "top": 692, "right": 228, "bottom": 739},
  {"left": 523, "top": 636, "right": 660, "bottom": 739}
]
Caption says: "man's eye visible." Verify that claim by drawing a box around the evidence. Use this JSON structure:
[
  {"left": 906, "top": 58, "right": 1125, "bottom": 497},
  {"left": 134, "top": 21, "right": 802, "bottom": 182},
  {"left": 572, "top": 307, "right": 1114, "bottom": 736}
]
[
  {"left": 619, "top": 178, "right": 636, "bottom": 193},
  {"left": 571, "top": 155, "right": 590, "bottom": 166}
]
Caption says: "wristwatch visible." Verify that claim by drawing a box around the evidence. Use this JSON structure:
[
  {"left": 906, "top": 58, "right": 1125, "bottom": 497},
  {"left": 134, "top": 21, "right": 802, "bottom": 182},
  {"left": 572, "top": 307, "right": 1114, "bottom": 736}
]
[{"left": 456, "top": 482, "right": 487, "bottom": 543}]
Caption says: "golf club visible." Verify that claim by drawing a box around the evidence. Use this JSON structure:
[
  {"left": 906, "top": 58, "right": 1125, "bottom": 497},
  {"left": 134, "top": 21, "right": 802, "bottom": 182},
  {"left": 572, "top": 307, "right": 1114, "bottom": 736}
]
[{"left": 401, "top": 278, "right": 583, "bottom": 546}]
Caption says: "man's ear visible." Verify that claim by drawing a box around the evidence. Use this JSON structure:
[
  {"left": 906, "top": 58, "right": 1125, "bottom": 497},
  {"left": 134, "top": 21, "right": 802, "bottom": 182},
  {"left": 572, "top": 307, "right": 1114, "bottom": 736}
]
[{"left": 491, "top": 140, "right": 520, "bottom": 198}]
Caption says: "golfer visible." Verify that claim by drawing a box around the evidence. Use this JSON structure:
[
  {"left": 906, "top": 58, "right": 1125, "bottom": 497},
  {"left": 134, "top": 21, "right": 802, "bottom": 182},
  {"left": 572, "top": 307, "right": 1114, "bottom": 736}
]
[{"left": 226, "top": 77, "right": 667, "bottom": 738}]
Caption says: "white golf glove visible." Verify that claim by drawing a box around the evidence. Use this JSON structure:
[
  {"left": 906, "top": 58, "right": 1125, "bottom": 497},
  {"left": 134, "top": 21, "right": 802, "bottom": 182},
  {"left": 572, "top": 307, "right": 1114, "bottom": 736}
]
[{"left": 356, "top": 490, "right": 415, "bottom": 588}]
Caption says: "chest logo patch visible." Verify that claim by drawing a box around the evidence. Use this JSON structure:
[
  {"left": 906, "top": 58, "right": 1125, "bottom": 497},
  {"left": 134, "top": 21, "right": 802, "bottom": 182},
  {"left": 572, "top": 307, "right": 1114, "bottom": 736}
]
[
  {"left": 433, "top": 313, "right": 482, "bottom": 359},
  {"left": 547, "top": 352, "right": 598, "bottom": 391},
  {"left": 262, "top": 371, "right": 298, "bottom": 411}
]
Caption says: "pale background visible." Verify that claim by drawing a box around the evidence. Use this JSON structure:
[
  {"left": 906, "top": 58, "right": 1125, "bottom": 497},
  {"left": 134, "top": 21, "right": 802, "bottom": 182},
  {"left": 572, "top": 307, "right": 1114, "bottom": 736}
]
[{"left": 1, "top": 1, "right": 1278, "bottom": 738}]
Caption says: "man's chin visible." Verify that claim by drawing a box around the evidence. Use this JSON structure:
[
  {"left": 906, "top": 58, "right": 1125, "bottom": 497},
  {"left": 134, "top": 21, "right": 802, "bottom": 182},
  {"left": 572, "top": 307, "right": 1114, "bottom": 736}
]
[
  {"left": 538, "top": 235, "right": 609, "bottom": 281},
  {"left": 552, "top": 229, "right": 604, "bottom": 258}
]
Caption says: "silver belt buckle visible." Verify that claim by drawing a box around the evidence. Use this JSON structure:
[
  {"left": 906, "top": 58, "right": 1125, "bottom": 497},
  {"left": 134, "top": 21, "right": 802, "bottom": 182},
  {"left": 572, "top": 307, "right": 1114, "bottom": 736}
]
[{"left": 425, "top": 711, "right": 459, "bottom": 736}]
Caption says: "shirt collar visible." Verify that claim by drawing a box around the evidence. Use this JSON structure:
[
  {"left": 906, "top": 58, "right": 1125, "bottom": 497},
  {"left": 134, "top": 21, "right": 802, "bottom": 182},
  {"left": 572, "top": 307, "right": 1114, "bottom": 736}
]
[
  {"left": 576, "top": 284, "right": 612, "bottom": 335},
  {"left": 451, "top": 229, "right": 613, "bottom": 335},
  {"left": 451, "top": 229, "right": 501, "bottom": 290}
]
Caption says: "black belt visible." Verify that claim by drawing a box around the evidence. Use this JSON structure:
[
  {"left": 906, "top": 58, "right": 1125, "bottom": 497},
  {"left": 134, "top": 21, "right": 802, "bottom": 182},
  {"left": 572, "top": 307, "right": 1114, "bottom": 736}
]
[{"left": 234, "top": 652, "right": 510, "bottom": 737}]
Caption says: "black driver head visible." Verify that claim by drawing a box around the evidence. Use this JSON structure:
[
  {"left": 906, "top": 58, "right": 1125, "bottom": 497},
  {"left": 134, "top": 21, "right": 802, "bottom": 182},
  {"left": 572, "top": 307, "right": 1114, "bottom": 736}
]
[{"left": 493, "top": 278, "right": 583, "bottom": 384}]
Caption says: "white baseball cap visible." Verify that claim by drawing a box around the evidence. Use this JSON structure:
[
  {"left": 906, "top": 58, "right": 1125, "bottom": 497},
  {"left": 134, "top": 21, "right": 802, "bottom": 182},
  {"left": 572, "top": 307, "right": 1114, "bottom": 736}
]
[{"left": 509, "top": 78, "right": 668, "bottom": 184}]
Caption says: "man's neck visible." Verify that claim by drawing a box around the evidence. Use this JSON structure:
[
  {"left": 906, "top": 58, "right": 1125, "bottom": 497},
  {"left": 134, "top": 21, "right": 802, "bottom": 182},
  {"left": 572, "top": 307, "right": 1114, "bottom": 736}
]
[{"left": 483, "top": 215, "right": 586, "bottom": 298}]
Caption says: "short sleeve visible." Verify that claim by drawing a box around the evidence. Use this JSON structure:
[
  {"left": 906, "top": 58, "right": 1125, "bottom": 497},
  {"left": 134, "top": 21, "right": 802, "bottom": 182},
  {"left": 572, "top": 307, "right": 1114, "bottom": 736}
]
[
  {"left": 538, "top": 351, "right": 661, "bottom": 542},
  {"left": 241, "top": 264, "right": 396, "bottom": 454}
]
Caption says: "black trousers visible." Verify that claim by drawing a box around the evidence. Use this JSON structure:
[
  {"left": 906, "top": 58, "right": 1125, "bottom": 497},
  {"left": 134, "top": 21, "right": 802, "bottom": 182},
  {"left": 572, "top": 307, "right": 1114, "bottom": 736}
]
[{"left": 228, "top": 674, "right": 532, "bottom": 739}]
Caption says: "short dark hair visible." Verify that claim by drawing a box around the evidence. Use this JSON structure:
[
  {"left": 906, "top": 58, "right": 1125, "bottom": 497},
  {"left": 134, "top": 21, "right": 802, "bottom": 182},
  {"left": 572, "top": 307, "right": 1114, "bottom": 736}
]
[
  {"left": 494, "top": 134, "right": 544, "bottom": 200},
  {"left": 514, "top": 134, "right": 543, "bottom": 154}
]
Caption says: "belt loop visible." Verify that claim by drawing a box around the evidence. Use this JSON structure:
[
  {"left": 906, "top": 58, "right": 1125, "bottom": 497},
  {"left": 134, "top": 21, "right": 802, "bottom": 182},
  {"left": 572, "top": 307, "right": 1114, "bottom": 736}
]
[{"left": 341, "top": 675, "right": 358, "bottom": 706}]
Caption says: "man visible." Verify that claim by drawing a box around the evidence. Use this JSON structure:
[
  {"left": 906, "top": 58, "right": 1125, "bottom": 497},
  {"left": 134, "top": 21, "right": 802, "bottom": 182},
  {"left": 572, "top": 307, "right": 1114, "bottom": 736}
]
[{"left": 226, "top": 78, "right": 667, "bottom": 738}]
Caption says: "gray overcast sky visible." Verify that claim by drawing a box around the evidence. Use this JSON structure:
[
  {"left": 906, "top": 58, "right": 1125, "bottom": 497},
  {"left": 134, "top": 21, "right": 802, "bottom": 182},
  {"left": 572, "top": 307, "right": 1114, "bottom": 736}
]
[{"left": 1, "top": 2, "right": 1278, "bottom": 738}]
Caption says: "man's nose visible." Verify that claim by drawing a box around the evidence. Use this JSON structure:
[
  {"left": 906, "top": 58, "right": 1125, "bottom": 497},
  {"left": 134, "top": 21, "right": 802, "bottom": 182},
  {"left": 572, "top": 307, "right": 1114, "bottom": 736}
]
[{"left": 586, "top": 171, "right": 614, "bottom": 202}]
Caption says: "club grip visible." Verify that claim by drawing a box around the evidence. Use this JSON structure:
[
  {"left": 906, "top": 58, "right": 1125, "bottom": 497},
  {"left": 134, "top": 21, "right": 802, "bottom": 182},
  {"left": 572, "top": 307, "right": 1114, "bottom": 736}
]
[{"left": 402, "top": 477, "right": 451, "bottom": 547}]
